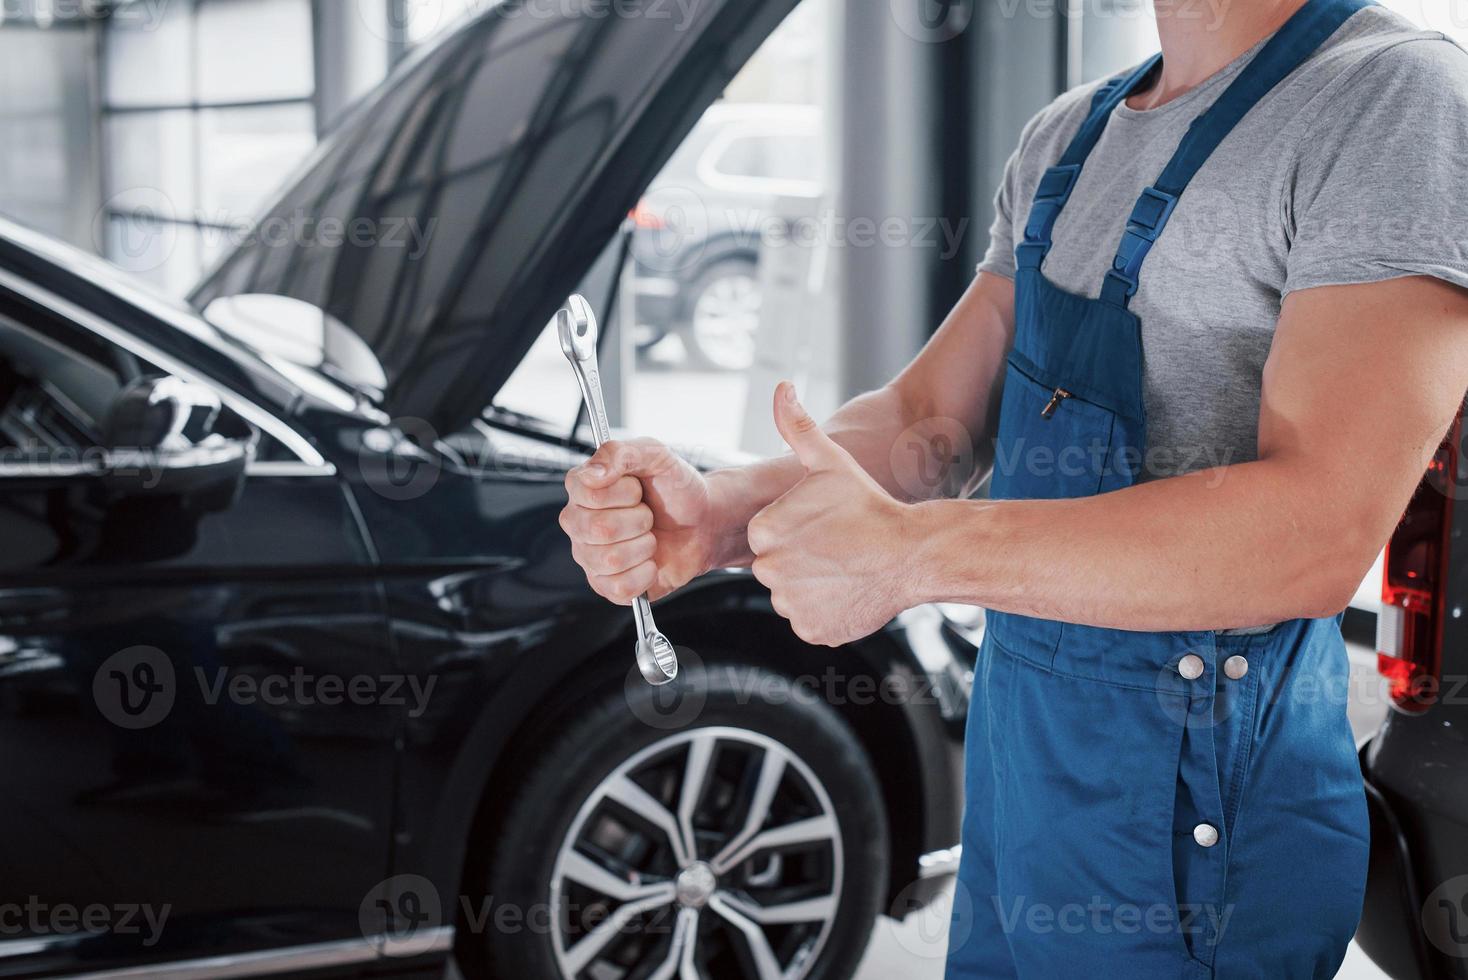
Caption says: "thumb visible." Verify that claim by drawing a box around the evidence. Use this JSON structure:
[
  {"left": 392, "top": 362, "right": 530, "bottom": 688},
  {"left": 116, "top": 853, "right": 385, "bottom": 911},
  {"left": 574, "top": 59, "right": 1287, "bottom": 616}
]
[{"left": 773, "top": 382, "right": 847, "bottom": 471}]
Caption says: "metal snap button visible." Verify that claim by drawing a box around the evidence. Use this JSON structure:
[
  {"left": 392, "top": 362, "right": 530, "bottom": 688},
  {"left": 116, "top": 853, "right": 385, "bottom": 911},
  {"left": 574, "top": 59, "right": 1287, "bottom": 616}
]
[
  {"left": 1177, "top": 654, "right": 1205, "bottom": 680},
  {"left": 1223, "top": 655, "right": 1249, "bottom": 680},
  {"left": 1193, "top": 823, "right": 1220, "bottom": 848}
]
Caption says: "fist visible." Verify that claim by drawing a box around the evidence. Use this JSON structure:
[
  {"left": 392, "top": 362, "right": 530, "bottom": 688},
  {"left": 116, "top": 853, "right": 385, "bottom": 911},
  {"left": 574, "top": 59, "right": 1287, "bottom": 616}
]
[{"left": 561, "top": 437, "right": 719, "bottom": 604}]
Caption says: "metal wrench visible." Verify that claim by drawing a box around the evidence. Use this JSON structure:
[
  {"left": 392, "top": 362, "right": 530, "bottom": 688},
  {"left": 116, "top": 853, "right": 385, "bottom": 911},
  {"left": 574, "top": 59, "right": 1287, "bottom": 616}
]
[{"left": 556, "top": 295, "right": 679, "bottom": 686}]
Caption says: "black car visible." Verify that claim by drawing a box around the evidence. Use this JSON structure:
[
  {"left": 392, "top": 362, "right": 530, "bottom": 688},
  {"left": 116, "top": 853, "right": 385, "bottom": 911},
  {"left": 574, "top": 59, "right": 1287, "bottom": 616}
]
[
  {"left": 0, "top": 3, "right": 970, "bottom": 978},
  {"left": 1358, "top": 413, "right": 1468, "bottom": 980}
]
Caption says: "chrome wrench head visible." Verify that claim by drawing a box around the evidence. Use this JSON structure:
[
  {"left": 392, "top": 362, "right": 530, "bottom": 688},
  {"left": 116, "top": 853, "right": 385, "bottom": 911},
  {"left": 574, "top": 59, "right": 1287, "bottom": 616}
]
[
  {"left": 554, "top": 294, "right": 678, "bottom": 687},
  {"left": 556, "top": 293, "right": 598, "bottom": 364},
  {"left": 637, "top": 620, "right": 679, "bottom": 687}
]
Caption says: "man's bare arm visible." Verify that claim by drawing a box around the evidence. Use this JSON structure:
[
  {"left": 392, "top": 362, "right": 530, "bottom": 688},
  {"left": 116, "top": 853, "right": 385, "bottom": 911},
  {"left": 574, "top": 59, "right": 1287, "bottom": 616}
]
[{"left": 904, "top": 276, "right": 1468, "bottom": 631}]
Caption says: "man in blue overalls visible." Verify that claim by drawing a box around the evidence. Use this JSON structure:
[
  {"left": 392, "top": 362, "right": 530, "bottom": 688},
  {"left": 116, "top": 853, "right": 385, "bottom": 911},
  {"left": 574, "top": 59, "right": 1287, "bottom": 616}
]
[{"left": 562, "top": 0, "right": 1468, "bottom": 974}]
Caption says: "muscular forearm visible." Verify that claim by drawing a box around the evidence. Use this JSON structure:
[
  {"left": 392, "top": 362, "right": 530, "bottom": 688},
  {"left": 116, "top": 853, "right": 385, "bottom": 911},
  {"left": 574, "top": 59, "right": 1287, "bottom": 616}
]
[{"left": 904, "top": 457, "right": 1391, "bottom": 632}]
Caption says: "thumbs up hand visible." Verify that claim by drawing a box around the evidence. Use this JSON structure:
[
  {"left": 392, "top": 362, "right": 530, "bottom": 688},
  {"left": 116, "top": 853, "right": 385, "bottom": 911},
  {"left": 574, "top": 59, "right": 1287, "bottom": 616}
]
[{"left": 747, "top": 382, "right": 914, "bottom": 646}]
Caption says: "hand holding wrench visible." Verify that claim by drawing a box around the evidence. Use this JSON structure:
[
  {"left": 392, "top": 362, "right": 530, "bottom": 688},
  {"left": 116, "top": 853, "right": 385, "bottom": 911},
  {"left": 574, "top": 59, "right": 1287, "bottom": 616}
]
[{"left": 556, "top": 295, "right": 679, "bottom": 686}]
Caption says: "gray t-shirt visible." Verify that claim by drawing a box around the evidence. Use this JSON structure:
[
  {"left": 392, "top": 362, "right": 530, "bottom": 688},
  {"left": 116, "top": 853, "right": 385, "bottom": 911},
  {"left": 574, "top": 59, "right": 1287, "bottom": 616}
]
[{"left": 979, "top": 5, "right": 1468, "bottom": 480}]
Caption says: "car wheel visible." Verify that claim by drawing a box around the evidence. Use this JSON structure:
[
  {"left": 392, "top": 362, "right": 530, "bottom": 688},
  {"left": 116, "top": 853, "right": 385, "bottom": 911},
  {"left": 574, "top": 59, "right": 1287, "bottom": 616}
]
[
  {"left": 683, "top": 258, "right": 762, "bottom": 371},
  {"left": 479, "top": 667, "right": 889, "bottom": 980}
]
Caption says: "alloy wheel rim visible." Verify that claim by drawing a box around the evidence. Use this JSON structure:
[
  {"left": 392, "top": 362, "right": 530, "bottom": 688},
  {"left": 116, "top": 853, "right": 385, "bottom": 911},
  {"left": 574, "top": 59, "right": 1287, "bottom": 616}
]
[
  {"left": 550, "top": 726, "right": 843, "bottom": 980},
  {"left": 690, "top": 274, "right": 761, "bottom": 370}
]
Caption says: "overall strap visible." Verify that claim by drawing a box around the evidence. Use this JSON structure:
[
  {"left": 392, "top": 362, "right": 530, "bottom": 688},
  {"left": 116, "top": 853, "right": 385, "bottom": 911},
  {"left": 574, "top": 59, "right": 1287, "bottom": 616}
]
[
  {"left": 1015, "top": 53, "right": 1163, "bottom": 272},
  {"left": 1100, "top": 0, "right": 1375, "bottom": 306}
]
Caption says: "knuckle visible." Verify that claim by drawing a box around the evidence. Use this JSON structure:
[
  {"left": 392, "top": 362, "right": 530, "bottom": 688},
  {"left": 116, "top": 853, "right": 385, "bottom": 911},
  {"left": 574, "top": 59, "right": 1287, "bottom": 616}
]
[
  {"left": 747, "top": 520, "right": 769, "bottom": 554},
  {"left": 588, "top": 516, "right": 615, "bottom": 542},
  {"left": 600, "top": 545, "right": 626, "bottom": 573},
  {"left": 607, "top": 477, "right": 638, "bottom": 506}
]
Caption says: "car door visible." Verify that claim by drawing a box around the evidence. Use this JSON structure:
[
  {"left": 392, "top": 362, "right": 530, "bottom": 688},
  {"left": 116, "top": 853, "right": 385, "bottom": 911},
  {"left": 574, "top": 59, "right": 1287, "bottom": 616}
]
[{"left": 0, "top": 278, "right": 402, "bottom": 977}]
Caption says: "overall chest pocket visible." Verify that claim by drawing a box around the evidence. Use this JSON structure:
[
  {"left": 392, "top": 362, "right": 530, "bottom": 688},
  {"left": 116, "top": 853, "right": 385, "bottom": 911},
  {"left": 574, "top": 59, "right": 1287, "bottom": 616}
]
[
  {"left": 990, "top": 356, "right": 1117, "bottom": 502},
  {"left": 985, "top": 356, "right": 1123, "bottom": 667}
]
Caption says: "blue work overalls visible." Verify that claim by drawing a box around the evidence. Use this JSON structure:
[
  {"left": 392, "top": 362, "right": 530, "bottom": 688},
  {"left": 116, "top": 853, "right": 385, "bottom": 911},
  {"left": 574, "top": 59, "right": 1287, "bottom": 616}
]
[{"left": 945, "top": 2, "right": 1373, "bottom": 977}]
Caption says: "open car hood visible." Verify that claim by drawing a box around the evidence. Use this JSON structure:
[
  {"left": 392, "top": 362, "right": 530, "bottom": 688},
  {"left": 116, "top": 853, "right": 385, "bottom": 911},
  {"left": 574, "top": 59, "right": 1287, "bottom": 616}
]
[{"left": 191, "top": 0, "right": 799, "bottom": 436}]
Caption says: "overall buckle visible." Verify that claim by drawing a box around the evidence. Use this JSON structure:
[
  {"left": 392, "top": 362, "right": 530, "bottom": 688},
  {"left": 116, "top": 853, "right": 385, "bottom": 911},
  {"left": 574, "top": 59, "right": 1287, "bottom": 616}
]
[{"left": 1102, "top": 186, "right": 1179, "bottom": 305}]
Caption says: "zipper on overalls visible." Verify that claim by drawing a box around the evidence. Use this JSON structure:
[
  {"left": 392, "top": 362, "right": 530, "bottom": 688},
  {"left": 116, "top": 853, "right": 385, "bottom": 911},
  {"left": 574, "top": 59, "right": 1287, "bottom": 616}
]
[{"left": 1041, "top": 388, "right": 1072, "bottom": 418}]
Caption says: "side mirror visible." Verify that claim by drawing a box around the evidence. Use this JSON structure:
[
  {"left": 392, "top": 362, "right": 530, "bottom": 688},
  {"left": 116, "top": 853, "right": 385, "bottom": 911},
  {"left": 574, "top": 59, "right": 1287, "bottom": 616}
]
[{"left": 101, "top": 376, "right": 253, "bottom": 508}]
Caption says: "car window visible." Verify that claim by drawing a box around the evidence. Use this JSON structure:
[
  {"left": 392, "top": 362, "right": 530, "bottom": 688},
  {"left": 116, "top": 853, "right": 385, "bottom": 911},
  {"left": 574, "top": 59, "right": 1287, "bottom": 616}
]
[
  {"left": 0, "top": 304, "right": 137, "bottom": 454},
  {"left": 0, "top": 295, "right": 288, "bottom": 464},
  {"left": 703, "top": 129, "right": 822, "bottom": 195}
]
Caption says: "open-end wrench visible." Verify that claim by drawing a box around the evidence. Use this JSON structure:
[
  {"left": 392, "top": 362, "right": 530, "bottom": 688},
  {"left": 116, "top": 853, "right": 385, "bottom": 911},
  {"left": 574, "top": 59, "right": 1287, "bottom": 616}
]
[{"left": 556, "top": 295, "right": 679, "bottom": 686}]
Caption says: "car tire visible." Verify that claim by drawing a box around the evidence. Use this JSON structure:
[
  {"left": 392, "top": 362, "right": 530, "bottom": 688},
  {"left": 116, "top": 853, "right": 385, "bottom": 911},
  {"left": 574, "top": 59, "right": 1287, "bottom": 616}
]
[
  {"left": 478, "top": 665, "right": 889, "bottom": 980},
  {"left": 681, "top": 257, "right": 762, "bottom": 372}
]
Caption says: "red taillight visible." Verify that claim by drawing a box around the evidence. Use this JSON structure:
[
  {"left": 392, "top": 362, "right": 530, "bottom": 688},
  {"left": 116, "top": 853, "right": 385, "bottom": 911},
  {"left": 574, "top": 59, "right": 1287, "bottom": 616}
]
[
  {"left": 1377, "top": 417, "right": 1462, "bottom": 713},
  {"left": 627, "top": 201, "right": 664, "bottom": 230}
]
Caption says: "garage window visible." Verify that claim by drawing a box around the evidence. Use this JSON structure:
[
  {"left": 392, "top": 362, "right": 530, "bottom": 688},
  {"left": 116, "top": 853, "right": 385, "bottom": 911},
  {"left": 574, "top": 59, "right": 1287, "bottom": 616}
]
[{"left": 100, "top": 0, "right": 318, "bottom": 296}]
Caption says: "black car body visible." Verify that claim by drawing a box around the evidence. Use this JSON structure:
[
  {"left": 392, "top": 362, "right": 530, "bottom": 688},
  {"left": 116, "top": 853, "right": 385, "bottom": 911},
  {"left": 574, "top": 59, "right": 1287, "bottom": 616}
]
[
  {"left": 1358, "top": 413, "right": 1468, "bottom": 980},
  {"left": 0, "top": 3, "right": 971, "bottom": 978}
]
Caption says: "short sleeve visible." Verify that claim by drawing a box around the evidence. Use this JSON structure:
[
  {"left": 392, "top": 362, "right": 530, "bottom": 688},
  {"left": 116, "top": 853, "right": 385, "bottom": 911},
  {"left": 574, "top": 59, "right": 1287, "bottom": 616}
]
[
  {"left": 1284, "top": 36, "right": 1468, "bottom": 297},
  {"left": 976, "top": 141, "right": 1023, "bottom": 281}
]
